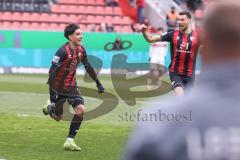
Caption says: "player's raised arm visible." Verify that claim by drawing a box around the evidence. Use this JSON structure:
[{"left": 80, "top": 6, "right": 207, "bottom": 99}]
[{"left": 139, "top": 24, "right": 162, "bottom": 43}]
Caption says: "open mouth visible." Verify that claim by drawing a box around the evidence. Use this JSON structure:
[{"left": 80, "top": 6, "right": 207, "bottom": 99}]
[{"left": 179, "top": 25, "right": 184, "bottom": 29}]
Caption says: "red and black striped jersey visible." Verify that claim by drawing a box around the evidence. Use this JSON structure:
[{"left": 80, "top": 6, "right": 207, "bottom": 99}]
[
  {"left": 48, "top": 43, "right": 97, "bottom": 94},
  {"left": 161, "top": 30, "right": 200, "bottom": 77}
]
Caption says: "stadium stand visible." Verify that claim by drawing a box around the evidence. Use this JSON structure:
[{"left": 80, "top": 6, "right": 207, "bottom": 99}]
[{"left": 0, "top": 0, "right": 132, "bottom": 32}]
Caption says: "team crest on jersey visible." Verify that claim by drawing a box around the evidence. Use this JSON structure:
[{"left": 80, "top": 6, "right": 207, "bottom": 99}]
[
  {"left": 190, "top": 37, "right": 195, "bottom": 41},
  {"left": 161, "top": 32, "right": 167, "bottom": 36},
  {"left": 52, "top": 56, "right": 60, "bottom": 63}
]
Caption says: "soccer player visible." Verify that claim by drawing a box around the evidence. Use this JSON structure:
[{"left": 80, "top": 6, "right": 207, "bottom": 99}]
[
  {"left": 42, "top": 23, "right": 104, "bottom": 151},
  {"left": 147, "top": 28, "right": 168, "bottom": 90},
  {"left": 139, "top": 11, "right": 200, "bottom": 96}
]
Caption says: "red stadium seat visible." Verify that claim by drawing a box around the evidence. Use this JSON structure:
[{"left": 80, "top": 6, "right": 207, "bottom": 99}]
[
  {"left": 96, "top": 0, "right": 104, "bottom": 5},
  {"left": 104, "top": 16, "right": 114, "bottom": 24},
  {"left": 69, "top": 14, "right": 78, "bottom": 23},
  {"left": 113, "top": 7, "right": 122, "bottom": 16},
  {"left": 113, "top": 16, "right": 122, "bottom": 25},
  {"left": 12, "top": 12, "right": 22, "bottom": 21},
  {"left": 21, "top": 22, "right": 31, "bottom": 30},
  {"left": 40, "top": 23, "right": 49, "bottom": 30},
  {"left": 59, "top": 5, "right": 69, "bottom": 14},
  {"left": 0, "top": 12, "right": 3, "bottom": 21},
  {"left": 40, "top": 13, "right": 50, "bottom": 22},
  {"left": 2, "top": 12, "right": 12, "bottom": 21},
  {"left": 59, "top": 23, "right": 66, "bottom": 30},
  {"left": 12, "top": 22, "right": 21, "bottom": 30},
  {"left": 2, "top": 21, "right": 12, "bottom": 29},
  {"left": 77, "top": 5, "right": 86, "bottom": 14},
  {"left": 80, "top": 24, "right": 87, "bottom": 31},
  {"left": 86, "top": 6, "right": 96, "bottom": 14},
  {"left": 94, "top": 15, "right": 104, "bottom": 24},
  {"left": 22, "top": 12, "right": 30, "bottom": 21},
  {"left": 68, "top": 5, "right": 78, "bottom": 14},
  {"left": 122, "top": 25, "right": 131, "bottom": 33},
  {"left": 122, "top": 16, "right": 131, "bottom": 25},
  {"left": 78, "top": 0, "right": 86, "bottom": 4},
  {"left": 48, "top": 14, "right": 59, "bottom": 23},
  {"left": 78, "top": 15, "right": 87, "bottom": 23},
  {"left": 104, "top": 7, "right": 113, "bottom": 15},
  {"left": 69, "top": 0, "right": 78, "bottom": 4},
  {"left": 58, "top": 14, "right": 69, "bottom": 23},
  {"left": 49, "top": 23, "right": 60, "bottom": 30},
  {"left": 31, "top": 22, "right": 41, "bottom": 30},
  {"left": 114, "top": 25, "right": 122, "bottom": 32},
  {"left": 31, "top": 13, "right": 41, "bottom": 22},
  {"left": 86, "top": 0, "right": 95, "bottom": 5},
  {"left": 51, "top": 4, "right": 61, "bottom": 13},
  {"left": 95, "top": 6, "right": 104, "bottom": 15},
  {"left": 86, "top": 15, "right": 95, "bottom": 23},
  {"left": 59, "top": 0, "right": 69, "bottom": 4}
]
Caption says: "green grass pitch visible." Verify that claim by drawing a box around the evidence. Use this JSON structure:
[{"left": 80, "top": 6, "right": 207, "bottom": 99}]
[{"left": 0, "top": 74, "right": 171, "bottom": 160}]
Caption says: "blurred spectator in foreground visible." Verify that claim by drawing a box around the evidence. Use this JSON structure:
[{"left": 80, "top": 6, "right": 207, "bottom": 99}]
[{"left": 124, "top": 0, "right": 240, "bottom": 160}]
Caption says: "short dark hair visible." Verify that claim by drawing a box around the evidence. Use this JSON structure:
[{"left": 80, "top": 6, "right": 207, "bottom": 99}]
[
  {"left": 64, "top": 23, "right": 80, "bottom": 40},
  {"left": 179, "top": 11, "right": 192, "bottom": 19}
]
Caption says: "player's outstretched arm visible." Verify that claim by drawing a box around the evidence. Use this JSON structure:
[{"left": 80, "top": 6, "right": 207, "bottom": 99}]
[
  {"left": 81, "top": 55, "right": 105, "bottom": 94},
  {"left": 139, "top": 24, "right": 162, "bottom": 43}
]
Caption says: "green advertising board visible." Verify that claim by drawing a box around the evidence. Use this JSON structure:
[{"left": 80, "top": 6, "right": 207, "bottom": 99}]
[{"left": 0, "top": 30, "right": 150, "bottom": 51}]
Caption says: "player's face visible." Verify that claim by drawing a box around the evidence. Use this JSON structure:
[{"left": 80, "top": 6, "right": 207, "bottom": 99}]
[
  {"left": 70, "top": 28, "right": 83, "bottom": 46},
  {"left": 177, "top": 15, "right": 190, "bottom": 32}
]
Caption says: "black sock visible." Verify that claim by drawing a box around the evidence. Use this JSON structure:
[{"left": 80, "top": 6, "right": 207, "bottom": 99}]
[{"left": 68, "top": 114, "right": 83, "bottom": 138}]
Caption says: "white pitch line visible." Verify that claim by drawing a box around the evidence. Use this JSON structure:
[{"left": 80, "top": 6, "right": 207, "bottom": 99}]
[
  {"left": 0, "top": 91, "right": 47, "bottom": 96},
  {"left": 0, "top": 91, "right": 171, "bottom": 103}
]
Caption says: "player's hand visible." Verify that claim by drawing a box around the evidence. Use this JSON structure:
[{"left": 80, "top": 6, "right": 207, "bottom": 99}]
[
  {"left": 95, "top": 79, "right": 104, "bottom": 93},
  {"left": 138, "top": 24, "right": 148, "bottom": 32},
  {"left": 97, "top": 84, "right": 105, "bottom": 94}
]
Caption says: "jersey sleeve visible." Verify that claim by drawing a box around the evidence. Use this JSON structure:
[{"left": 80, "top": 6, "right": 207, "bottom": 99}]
[
  {"left": 47, "top": 46, "right": 67, "bottom": 85},
  {"left": 161, "top": 31, "right": 174, "bottom": 42},
  {"left": 51, "top": 47, "right": 66, "bottom": 67},
  {"left": 80, "top": 46, "right": 98, "bottom": 81}
]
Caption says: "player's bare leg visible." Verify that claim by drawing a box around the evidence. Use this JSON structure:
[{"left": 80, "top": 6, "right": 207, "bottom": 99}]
[
  {"left": 174, "top": 87, "right": 184, "bottom": 96},
  {"left": 158, "top": 77, "right": 162, "bottom": 88},
  {"left": 147, "top": 78, "right": 152, "bottom": 90}
]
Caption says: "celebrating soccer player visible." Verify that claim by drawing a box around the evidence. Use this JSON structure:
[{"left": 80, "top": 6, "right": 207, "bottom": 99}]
[
  {"left": 43, "top": 23, "right": 104, "bottom": 151},
  {"left": 139, "top": 11, "right": 200, "bottom": 96}
]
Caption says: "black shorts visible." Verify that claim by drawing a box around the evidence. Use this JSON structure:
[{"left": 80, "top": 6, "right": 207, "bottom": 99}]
[
  {"left": 169, "top": 72, "right": 195, "bottom": 89},
  {"left": 49, "top": 86, "right": 84, "bottom": 108}
]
